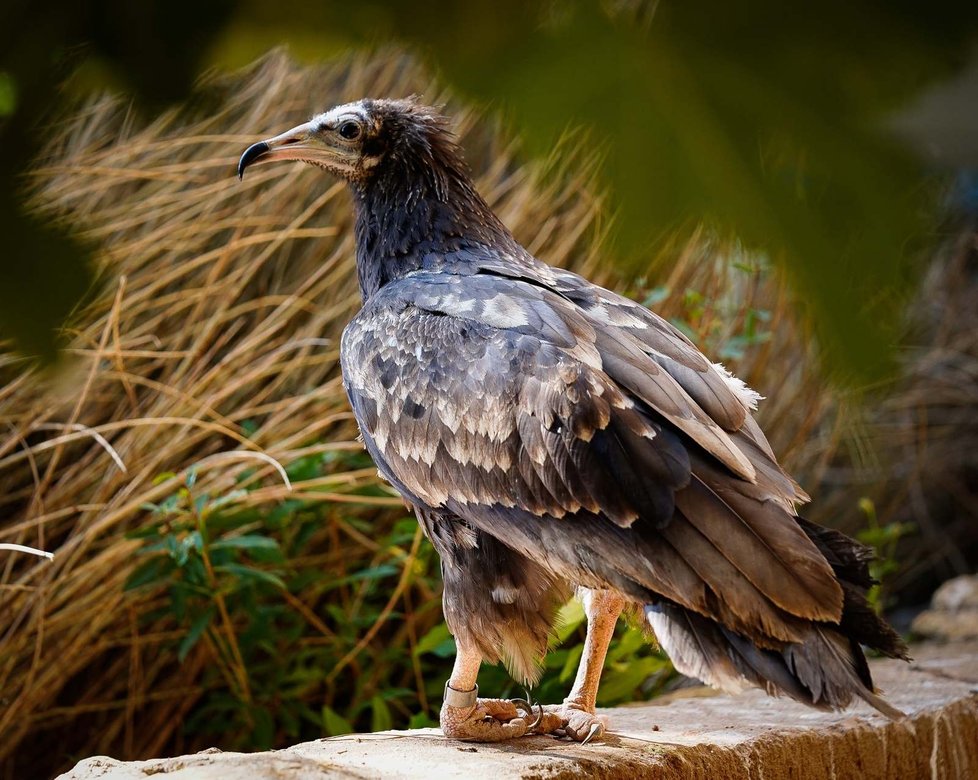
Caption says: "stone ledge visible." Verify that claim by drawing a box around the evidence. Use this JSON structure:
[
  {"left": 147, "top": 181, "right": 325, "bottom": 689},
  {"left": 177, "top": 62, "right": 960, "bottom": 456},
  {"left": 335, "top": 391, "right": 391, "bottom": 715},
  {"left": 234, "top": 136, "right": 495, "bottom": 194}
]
[{"left": 58, "top": 642, "right": 978, "bottom": 780}]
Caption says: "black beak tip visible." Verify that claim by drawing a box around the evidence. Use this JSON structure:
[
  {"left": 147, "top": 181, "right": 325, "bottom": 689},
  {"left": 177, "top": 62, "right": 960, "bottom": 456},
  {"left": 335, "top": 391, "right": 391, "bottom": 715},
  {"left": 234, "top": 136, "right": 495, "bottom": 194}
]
[{"left": 237, "top": 141, "right": 270, "bottom": 180}]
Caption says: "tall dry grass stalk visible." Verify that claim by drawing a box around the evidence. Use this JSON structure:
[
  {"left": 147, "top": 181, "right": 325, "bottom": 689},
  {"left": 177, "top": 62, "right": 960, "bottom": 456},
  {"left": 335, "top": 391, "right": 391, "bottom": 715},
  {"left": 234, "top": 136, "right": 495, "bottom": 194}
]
[{"left": 1, "top": 48, "right": 973, "bottom": 777}]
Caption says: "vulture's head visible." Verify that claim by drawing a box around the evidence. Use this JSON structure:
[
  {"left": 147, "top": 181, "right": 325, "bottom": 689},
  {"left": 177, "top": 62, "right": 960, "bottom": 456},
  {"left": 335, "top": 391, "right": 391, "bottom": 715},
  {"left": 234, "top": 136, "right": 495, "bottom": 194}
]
[{"left": 237, "top": 98, "right": 463, "bottom": 187}]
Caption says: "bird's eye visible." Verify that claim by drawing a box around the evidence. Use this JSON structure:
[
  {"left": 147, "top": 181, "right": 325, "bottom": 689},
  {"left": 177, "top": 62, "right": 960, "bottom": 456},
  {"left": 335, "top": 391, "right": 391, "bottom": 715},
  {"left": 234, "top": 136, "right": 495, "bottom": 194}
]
[{"left": 338, "top": 121, "right": 362, "bottom": 140}]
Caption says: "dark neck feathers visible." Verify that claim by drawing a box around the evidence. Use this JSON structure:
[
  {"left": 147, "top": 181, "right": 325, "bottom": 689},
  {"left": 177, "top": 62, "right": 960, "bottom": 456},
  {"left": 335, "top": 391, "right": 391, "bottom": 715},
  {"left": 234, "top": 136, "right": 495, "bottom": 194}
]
[{"left": 350, "top": 115, "right": 519, "bottom": 300}]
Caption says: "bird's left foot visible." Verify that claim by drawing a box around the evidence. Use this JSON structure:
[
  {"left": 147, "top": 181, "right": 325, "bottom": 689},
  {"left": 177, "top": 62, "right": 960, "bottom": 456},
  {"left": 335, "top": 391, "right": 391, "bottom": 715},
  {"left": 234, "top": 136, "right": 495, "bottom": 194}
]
[{"left": 529, "top": 702, "right": 607, "bottom": 743}]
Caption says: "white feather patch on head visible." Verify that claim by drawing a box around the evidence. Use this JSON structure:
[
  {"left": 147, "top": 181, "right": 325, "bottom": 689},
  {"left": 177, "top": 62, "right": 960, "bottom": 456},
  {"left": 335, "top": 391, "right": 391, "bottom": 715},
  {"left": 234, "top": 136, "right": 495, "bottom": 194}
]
[
  {"left": 311, "top": 102, "right": 370, "bottom": 128},
  {"left": 712, "top": 362, "right": 764, "bottom": 411}
]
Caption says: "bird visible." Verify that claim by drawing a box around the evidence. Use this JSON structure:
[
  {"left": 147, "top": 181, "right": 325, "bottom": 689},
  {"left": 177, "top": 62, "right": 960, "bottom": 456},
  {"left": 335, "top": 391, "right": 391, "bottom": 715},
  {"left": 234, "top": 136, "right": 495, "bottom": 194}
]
[{"left": 238, "top": 97, "right": 909, "bottom": 743}]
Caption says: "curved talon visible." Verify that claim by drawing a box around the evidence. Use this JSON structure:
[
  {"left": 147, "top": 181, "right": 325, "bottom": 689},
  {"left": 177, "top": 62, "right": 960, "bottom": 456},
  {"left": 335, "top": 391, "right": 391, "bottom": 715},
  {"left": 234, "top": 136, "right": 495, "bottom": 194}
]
[
  {"left": 508, "top": 696, "right": 544, "bottom": 731},
  {"left": 581, "top": 722, "right": 602, "bottom": 745},
  {"left": 509, "top": 697, "right": 533, "bottom": 718},
  {"left": 526, "top": 700, "right": 543, "bottom": 731}
]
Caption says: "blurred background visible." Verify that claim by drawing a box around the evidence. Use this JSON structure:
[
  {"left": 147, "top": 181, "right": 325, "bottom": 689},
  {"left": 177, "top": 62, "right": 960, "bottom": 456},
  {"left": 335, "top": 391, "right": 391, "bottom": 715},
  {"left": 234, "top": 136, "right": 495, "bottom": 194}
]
[{"left": 1, "top": 1, "right": 977, "bottom": 777}]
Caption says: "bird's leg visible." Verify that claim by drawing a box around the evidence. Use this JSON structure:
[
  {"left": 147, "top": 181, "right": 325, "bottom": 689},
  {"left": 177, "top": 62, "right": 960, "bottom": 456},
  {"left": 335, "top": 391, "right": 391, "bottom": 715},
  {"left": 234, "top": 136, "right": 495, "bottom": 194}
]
[
  {"left": 439, "top": 590, "right": 624, "bottom": 743},
  {"left": 566, "top": 589, "right": 626, "bottom": 712},
  {"left": 534, "top": 588, "right": 625, "bottom": 742},
  {"left": 439, "top": 638, "right": 534, "bottom": 742}
]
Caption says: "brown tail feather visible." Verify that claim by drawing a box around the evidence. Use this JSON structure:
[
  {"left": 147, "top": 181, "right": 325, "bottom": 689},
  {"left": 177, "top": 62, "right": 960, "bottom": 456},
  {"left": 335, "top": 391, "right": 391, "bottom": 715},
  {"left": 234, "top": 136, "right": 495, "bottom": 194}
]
[{"left": 797, "top": 517, "right": 911, "bottom": 661}]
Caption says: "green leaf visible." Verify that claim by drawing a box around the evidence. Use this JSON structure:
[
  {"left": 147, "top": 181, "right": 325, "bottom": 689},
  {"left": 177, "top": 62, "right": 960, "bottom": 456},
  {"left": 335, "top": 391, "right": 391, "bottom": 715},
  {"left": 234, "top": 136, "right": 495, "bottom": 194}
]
[
  {"left": 126, "top": 523, "right": 164, "bottom": 539},
  {"left": 136, "top": 537, "right": 171, "bottom": 554},
  {"left": 552, "top": 598, "right": 586, "bottom": 644},
  {"left": 178, "top": 607, "right": 215, "bottom": 662},
  {"left": 370, "top": 694, "right": 392, "bottom": 732},
  {"left": 559, "top": 642, "right": 584, "bottom": 683},
  {"left": 186, "top": 531, "right": 204, "bottom": 553},
  {"left": 413, "top": 623, "right": 454, "bottom": 657},
  {"left": 286, "top": 455, "right": 324, "bottom": 482},
  {"left": 322, "top": 706, "right": 353, "bottom": 736},
  {"left": 210, "top": 535, "right": 281, "bottom": 553},
  {"left": 215, "top": 563, "right": 286, "bottom": 590},
  {"left": 251, "top": 706, "right": 275, "bottom": 749},
  {"left": 642, "top": 285, "right": 670, "bottom": 306},
  {"left": 171, "top": 535, "right": 190, "bottom": 567},
  {"left": 348, "top": 564, "right": 399, "bottom": 581},
  {"left": 157, "top": 494, "right": 182, "bottom": 516},
  {"left": 597, "top": 659, "right": 658, "bottom": 704},
  {"left": 182, "top": 556, "right": 208, "bottom": 588},
  {"left": 379, "top": 688, "right": 416, "bottom": 701},
  {"left": 124, "top": 556, "right": 173, "bottom": 591},
  {"left": 408, "top": 712, "right": 438, "bottom": 729},
  {"left": 208, "top": 490, "right": 249, "bottom": 511},
  {"left": 606, "top": 626, "right": 646, "bottom": 661}
]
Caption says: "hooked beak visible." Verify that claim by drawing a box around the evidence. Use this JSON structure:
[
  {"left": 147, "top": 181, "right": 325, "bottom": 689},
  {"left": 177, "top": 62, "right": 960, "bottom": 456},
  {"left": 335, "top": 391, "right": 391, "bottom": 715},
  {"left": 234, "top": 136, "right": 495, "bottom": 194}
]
[{"left": 237, "top": 120, "right": 325, "bottom": 180}]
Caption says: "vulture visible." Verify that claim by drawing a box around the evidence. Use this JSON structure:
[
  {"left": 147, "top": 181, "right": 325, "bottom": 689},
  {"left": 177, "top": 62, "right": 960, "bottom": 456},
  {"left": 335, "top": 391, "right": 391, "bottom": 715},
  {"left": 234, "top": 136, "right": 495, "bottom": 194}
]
[{"left": 238, "top": 98, "right": 908, "bottom": 743}]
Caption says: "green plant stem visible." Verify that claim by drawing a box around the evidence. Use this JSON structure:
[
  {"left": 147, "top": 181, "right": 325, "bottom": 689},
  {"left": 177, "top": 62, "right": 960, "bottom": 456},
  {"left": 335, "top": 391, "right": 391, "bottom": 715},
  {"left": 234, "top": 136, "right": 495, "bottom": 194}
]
[
  {"left": 196, "top": 510, "right": 253, "bottom": 706},
  {"left": 325, "top": 526, "right": 423, "bottom": 685}
]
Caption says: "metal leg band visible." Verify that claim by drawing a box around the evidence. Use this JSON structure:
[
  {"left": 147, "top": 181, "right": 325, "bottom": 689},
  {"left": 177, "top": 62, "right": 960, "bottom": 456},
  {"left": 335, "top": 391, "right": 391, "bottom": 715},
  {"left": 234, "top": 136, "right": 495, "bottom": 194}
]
[{"left": 443, "top": 681, "right": 479, "bottom": 708}]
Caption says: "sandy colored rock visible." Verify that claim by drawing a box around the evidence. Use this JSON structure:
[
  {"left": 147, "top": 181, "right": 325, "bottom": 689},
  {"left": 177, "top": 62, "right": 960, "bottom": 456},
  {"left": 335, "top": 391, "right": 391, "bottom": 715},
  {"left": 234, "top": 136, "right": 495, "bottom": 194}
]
[
  {"left": 913, "top": 574, "right": 978, "bottom": 641},
  {"left": 912, "top": 610, "right": 978, "bottom": 642},
  {"left": 932, "top": 576, "right": 978, "bottom": 611},
  {"left": 58, "top": 643, "right": 978, "bottom": 780}
]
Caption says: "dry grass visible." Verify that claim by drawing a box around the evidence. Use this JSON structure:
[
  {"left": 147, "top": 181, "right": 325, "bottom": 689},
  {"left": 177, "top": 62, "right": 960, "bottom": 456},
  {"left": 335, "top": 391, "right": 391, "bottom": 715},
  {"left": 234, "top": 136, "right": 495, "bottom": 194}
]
[{"left": 0, "top": 48, "right": 974, "bottom": 778}]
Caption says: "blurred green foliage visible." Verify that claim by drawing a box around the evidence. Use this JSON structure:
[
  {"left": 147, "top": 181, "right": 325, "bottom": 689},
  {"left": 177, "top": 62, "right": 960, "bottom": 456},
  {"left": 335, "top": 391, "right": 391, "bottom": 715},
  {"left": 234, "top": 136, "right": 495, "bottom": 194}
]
[
  {"left": 3, "top": 0, "right": 978, "bottom": 377},
  {"left": 856, "top": 497, "right": 916, "bottom": 614},
  {"left": 632, "top": 251, "right": 775, "bottom": 360},
  {"left": 126, "top": 451, "right": 431, "bottom": 745}
]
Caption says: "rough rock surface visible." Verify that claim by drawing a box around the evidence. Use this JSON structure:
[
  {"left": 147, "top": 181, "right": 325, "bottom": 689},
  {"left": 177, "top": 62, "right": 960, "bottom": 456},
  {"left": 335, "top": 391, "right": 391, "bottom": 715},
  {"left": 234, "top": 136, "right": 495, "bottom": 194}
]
[
  {"left": 913, "top": 575, "right": 978, "bottom": 642},
  {"left": 58, "top": 643, "right": 978, "bottom": 780}
]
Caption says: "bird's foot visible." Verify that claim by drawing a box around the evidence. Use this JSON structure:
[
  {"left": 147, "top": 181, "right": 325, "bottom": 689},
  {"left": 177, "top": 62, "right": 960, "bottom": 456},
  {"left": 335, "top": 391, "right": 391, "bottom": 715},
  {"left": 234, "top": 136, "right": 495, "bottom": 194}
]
[
  {"left": 530, "top": 702, "right": 606, "bottom": 743},
  {"left": 440, "top": 685, "right": 606, "bottom": 744},
  {"left": 440, "top": 684, "right": 540, "bottom": 742}
]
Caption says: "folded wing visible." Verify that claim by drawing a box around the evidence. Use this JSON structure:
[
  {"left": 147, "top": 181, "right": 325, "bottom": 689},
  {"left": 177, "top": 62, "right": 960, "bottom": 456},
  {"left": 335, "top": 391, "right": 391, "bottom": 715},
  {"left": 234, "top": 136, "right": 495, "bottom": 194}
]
[{"left": 341, "top": 269, "right": 844, "bottom": 641}]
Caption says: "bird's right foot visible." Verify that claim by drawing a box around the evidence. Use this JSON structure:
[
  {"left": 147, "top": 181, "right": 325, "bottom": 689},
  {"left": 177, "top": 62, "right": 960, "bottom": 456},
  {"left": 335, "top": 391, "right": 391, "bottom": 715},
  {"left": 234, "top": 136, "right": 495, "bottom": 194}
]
[{"left": 440, "top": 698, "right": 530, "bottom": 742}]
